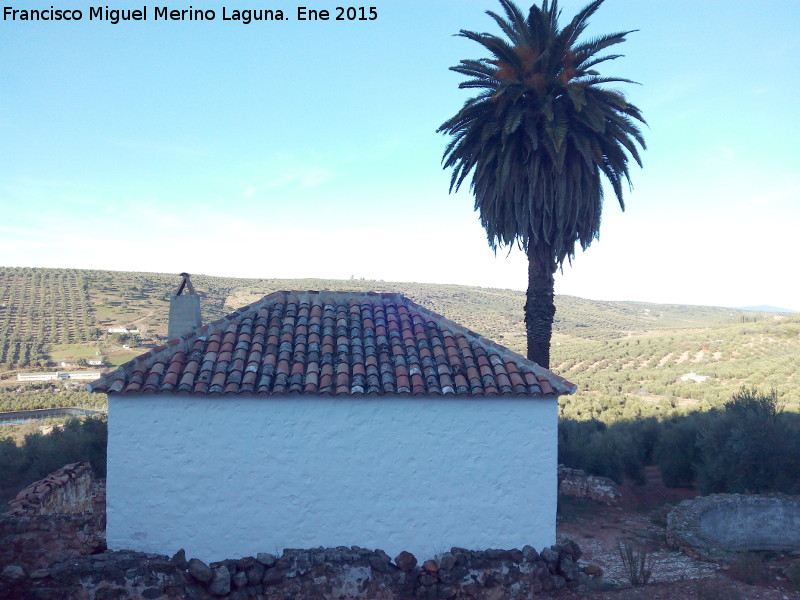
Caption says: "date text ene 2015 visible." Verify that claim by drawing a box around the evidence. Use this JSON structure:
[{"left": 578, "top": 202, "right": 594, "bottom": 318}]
[{"left": 298, "top": 7, "right": 377, "bottom": 21}]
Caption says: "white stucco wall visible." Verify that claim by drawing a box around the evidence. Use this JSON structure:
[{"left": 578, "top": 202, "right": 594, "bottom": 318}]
[{"left": 107, "top": 394, "right": 557, "bottom": 562}]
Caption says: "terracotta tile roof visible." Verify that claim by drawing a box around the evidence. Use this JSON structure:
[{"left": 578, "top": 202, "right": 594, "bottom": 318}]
[{"left": 88, "top": 291, "right": 576, "bottom": 398}]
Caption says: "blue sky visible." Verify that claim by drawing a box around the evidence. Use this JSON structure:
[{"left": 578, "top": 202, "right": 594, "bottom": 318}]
[{"left": 1, "top": 0, "right": 798, "bottom": 310}]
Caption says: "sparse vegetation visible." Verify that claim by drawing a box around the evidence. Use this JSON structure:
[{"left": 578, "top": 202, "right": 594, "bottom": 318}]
[
  {"left": 617, "top": 538, "right": 654, "bottom": 586},
  {"left": 0, "top": 383, "right": 103, "bottom": 412}
]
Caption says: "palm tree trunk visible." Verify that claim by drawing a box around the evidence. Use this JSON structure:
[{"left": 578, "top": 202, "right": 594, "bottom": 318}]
[{"left": 524, "top": 250, "right": 557, "bottom": 368}]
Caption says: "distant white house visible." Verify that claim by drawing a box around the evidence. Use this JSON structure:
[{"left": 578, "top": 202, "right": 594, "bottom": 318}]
[
  {"left": 18, "top": 371, "right": 102, "bottom": 382},
  {"left": 63, "top": 371, "right": 103, "bottom": 380},
  {"left": 108, "top": 327, "right": 140, "bottom": 334},
  {"left": 679, "top": 372, "right": 709, "bottom": 383},
  {"left": 17, "top": 372, "right": 60, "bottom": 382}
]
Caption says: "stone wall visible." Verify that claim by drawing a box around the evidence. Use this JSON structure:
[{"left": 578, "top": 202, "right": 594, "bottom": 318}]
[
  {"left": 0, "top": 541, "right": 611, "bottom": 600},
  {"left": 558, "top": 465, "right": 621, "bottom": 506},
  {"left": 667, "top": 494, "right": 800, "bottom": 562},
  {"left": 1, "top": 462, "right": 105, "bottom": 571},
  {"left": 0, "top": 512, "right": 106, "bottom": 571},
  {"left": 7, "top": 462, "right": 94, "bottom": 515}
]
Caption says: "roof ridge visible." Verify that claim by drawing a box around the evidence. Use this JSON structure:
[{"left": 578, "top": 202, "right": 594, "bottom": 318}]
[{"left": 88, "top": 290, "right": 576, "bottom": 397}]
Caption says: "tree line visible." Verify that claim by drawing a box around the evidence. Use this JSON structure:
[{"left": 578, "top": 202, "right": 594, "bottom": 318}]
[{"left": 559, "top": 388, "right": 800, "bottom": 494}]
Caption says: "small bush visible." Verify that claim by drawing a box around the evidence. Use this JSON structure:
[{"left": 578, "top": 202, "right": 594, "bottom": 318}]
[{"left": 617, "top": 539, "right": 654, "bottom": 586}]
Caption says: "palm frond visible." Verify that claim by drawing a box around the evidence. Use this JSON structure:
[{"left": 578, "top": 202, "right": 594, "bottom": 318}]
[{"left": 438, "top": 0, "right": 645, "bottom": 269}]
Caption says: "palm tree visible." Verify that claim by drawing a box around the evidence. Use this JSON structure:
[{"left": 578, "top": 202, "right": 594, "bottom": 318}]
[{"left": 438, "top": 0, "right": 645, "bottom": 368}]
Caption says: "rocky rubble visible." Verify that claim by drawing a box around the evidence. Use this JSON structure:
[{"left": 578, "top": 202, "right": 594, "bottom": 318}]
[
  {"left": 0, "top": 541, "right": 610, "bottom": 599},
  {"left": 558, "top": 465, "right": 621, "bottom": 506},
  {"left": 7, "top": 462, "right": 94, "bottom": 515}
]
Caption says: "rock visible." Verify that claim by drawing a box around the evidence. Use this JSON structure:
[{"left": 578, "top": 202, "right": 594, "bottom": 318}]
[
  {"left": 437, "top": 553, "right": 457, "bottom": 571},
  {"left": 508, "top": 548, "right": 523, "bottom": 563},
  {"left": 262, "top": 567, "right": 283, "bottom": 586},
  {"left": 485, "top": 549, "right": 510, "bottom": 561},
  {"left": 462, "top": 582, "right": 481, "bottom": 596},
  {"left": 394, "top": 551, "right": 417, "bottom": 572},
  {"left": 91, "top": 553, "right": 111, "bottom": 563},
  {"left": 419, "top": 573, "right": 438, "bottom": 586},
  {"left": 187, "top": 558, "right": 213, "bottom": 584},
  {"left": 171, "top": 549, "right": 187, "bottom": 569},
  {"left": 558, "top": 556, "right": 581, "bottom": 581},
  {"left": 559, "top": 538, "right": 583, "bottom": 561},
  {"left": 502, "top": 565, "right": 521, "bottom": 585},
  {"left": 540, "top": 547, "right": 560, "bottom": 572},
  {"left": 522, "top": 545, "right": 539, "bottom": 562},
  {"left": 256, "top": 553, "right": 276, "bottom": 567},
  {"left": 209, "top": 566, "right": 231, "bottom": 596},
  {"left": 245, "top": 563, "right": 265, "bottom": 584},
  {"left": 369, "top": 555, "right": 393, "bottom": 574},
  {"left": 141, "top": 588, "right": 164, "bottom": 599},
  {"left": 584, "top": 575, "right": 618, "bottom": 592},
  {"left": 437, "top": 585, "right": 456, "bottom": 599},
  {"left": 582, "top": 564, "right": 603, "bottom": 576},
  {"left": 293, "top": 556, "right": 311, "bottom": 575},
  {"left": 486, "top": 587, "right": 505, "bottom": 600},
  {"left": 2, "top": 565, "right": 25, "bottom": 581},
  {"left": 30, "top": 569, "right": 50, "bottom": 579},
  {"left": 95, "top": 586, "right": 127, "bottom": 600},
  {"left": 422, "top": 559, "right": 438, "bottom": 572},
  {"left": 232, "top": 570, "right": 248, "bottom": 588}
]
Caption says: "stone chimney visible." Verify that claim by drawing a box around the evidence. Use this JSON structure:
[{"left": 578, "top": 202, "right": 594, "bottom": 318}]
[{"left": 167, "top": 272, "right": 202, "bottom": 340}]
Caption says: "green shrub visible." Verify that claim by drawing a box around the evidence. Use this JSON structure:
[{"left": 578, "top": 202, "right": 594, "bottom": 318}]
[
  {"left": 558, "top": 418, "right": 647, "bottom": 484},
  {"left": 696, "top": 388, "right": 800, "bottom": 494},
  {"left": 0, "top": 415, "right": 107, "bottom": 494},
  {"left": 655, "top": 417, "right": 701, "bottom": 487}
]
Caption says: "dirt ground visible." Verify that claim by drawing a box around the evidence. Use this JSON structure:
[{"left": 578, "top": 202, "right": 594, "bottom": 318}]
[{"left": 554, "top": 467, "right": 800, "bottom": 599}]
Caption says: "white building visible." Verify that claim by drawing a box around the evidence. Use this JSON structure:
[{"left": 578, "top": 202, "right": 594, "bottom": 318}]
[
  {"left": 679, "top": 372, "right": 709, "bottom": 383},
  {"left": 89, "top": 290, "right": 575, "bottom": 563},
  {"left": 17, "top": 372, "right": 60, "bottom": 382},
  {"left": 17, "top": 371, "right": 101, "bottom": 382}
]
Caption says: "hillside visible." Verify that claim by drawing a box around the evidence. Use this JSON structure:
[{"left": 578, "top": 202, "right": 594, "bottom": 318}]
[{"left": 1, "top": 266, "right": 797, "bottom": 419}]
